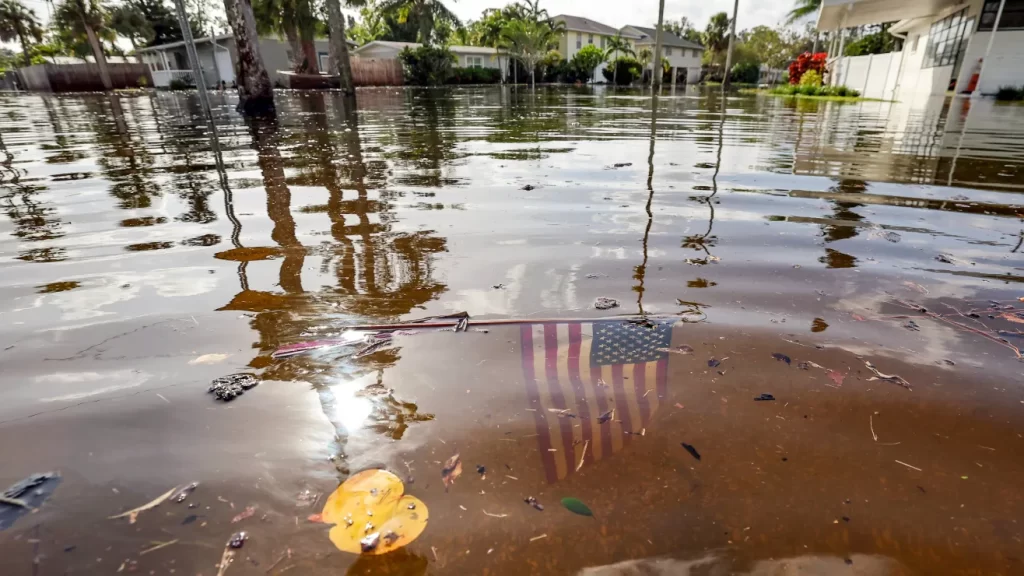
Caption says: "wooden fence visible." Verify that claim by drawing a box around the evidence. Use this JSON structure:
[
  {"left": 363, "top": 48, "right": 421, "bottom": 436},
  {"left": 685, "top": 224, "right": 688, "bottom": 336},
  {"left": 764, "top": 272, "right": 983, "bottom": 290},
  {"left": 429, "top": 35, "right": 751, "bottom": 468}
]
[
  {"left": 17, "top": 63, "right": 153, "bottom": 92},
  {"left": 352, "top": 58, "right": 403, "bottom": 87}
]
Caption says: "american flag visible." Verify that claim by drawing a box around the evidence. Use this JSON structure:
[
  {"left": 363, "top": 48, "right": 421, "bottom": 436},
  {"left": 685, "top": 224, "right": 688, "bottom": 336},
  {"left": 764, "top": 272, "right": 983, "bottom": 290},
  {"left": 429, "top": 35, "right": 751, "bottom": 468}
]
[{"left": 520, "top": 319, "right": 674, "bottom": 483}]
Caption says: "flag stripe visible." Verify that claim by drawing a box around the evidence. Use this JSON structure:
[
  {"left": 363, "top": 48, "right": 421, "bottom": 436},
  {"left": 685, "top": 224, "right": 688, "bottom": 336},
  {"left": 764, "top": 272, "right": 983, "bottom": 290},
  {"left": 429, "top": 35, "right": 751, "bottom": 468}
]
[
  {"left": 543, "top": 324, "right": 575, "bottom": 480},
  {"left": 567, "top": 323, "right": 593, "bottom": 466},
  {"left": 579, "top": 324, "right": 604, "bottom": 461},
  {"left": 555, "top": 323, "right": 582, "bottom": 474},
  {"left": 611, "top": 364, "right": 633, "bottom": 441},
  {"left": 656, "top": 356, "right": 668, "bottom": 401},
  {"left": 520, "top": 325, "right": 557, "bottom": 484},
  {"left": 634, "top": 362, "right": 649, "bottom": 425},
  {"left": 646, "top": 360, "right": 660, "bottom": 415}
]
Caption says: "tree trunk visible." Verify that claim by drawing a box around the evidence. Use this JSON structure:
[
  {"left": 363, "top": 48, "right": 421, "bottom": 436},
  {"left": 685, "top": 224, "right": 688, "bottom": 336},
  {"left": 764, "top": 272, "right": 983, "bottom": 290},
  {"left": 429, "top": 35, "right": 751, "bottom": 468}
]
[
  {"left": 301, "top": 38, "right": 319, "bottom": 73},
  {"left": 285, "top": 25, "right": 302, "bottom": 71},
  {"left": 83, "top": 23, "right": 113, "bottom": 91},
  {"left": 18, "top": 30, "right": 32, "bottom": 67},
  {"left": 326, "top": 0, "right": 355, "bottom": 95},
  {"left": 297, "top": 0, "right": 318, "bottom": 73},
  {"left": 530, "top": 66, "right": 535, "bottom": 89},
  {"left": 223, "top": 0, "right": 275, "bottom": 116}
]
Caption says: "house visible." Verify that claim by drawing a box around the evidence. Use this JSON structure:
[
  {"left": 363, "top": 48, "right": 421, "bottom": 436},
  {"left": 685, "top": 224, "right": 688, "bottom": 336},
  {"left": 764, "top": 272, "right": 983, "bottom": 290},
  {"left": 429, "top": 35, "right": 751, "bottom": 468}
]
[
  {"left": 353, "top": 41, "right": 506, "bottom": 73},
  {"left": 135, "top": 34, "right": 355, "bottom": 88},
  {"left": 552, "top": 14, "right": 641, "bottom": 79},
  {"left": 818, "top": 0, "right": 1024, "bottom": 101},
  {"left": 621, "top": 25, "right": 703, "bottom": 85}
]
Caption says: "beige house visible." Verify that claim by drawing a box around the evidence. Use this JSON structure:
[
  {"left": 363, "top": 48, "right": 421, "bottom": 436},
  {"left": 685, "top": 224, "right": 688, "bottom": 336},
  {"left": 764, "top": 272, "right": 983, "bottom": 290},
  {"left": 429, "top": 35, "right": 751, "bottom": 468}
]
[
  {"left": 621, "top": 25, "right": 704, "bottom": 85},
  {"left": 553, "top": 14, "right": 642, "bottom": 80}
]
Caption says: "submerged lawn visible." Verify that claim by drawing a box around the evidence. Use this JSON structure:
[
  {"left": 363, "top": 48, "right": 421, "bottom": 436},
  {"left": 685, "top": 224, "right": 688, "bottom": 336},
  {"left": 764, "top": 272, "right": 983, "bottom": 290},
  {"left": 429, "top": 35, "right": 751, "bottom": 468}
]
[{"left": 739, "top": 88, "right": 891, "bottom": 103}]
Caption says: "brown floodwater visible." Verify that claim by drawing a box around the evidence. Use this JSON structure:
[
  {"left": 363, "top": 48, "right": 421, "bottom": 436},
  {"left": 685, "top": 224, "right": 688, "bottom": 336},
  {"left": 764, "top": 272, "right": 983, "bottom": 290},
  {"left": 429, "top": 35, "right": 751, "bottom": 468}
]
[{"left": 1, "top": 86, "right": 1023, "bottom": 575}]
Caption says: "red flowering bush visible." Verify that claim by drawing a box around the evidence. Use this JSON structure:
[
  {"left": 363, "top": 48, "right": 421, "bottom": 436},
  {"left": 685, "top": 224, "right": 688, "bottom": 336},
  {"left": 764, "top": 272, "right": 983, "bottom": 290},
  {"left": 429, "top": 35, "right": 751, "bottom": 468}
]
[{"left": 789, "top": 52, "right": 828, "bottom": 85}]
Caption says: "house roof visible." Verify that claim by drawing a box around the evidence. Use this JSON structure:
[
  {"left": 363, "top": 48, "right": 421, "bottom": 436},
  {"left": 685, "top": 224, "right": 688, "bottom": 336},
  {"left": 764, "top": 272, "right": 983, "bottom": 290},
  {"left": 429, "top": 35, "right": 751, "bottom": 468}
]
[
  {"left": 553, "top": 14, "right": 640, "bottom": 38},
  {"left": 622, "top": 25, "right": 704, "bottom": 50},
  {"left": 353, "top": 41, "right": 499, "bottom": 56},
  {"left": 136, "top": 34, "right": 356, "bottom": 53}
]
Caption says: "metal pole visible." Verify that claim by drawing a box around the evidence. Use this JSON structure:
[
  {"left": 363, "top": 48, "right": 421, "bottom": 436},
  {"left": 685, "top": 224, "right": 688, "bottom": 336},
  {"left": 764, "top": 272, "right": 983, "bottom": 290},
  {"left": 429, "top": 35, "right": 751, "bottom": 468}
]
[
  {"left": 172, "top": 0, "right": 212, "bottom": 117},
  {"left": 973, "top": 0, "right": 1006, "bottom": 98},
  {"left": 722, "top": 0, "right": 740, "bottom": 87},
  {"left": 652, "top": 0, "right": 666, "bottom": 90},
  {"left": 210, "top": 28, "right": 223, "bottom": 85}
]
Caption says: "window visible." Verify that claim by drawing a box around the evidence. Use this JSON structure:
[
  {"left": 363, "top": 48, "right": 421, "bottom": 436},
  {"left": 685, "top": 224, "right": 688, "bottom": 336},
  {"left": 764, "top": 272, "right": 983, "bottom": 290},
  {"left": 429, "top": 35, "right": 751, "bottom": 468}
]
[
  {"left": 911, "top": 34, "right": 920, "bottom": 52},
  {"left": 923, "top": 8, "right": 972, "bottom": 68},
  {"left": 588, "top": 34, "right": 594, "bottom": 44},
  {"left": 318, "top": 52, "right": 329, "bottom": 72},
  {"left": 666, "top": 46, "right": 672, "bottom": 56},
  {"left": 466, "top": 56, "right": 483, "bottom": 68},
  {"left": 693, "top": 49, "right": 700, "bottom": 58},
  {"left": 576, "top": 32, "right": 582, "bottom": 49},
  {"left": 979, "top": 0, "right": 1024, "bottom": 30},
  {"left": 601, "top": 36, "right": 607, "bottom": 49}
]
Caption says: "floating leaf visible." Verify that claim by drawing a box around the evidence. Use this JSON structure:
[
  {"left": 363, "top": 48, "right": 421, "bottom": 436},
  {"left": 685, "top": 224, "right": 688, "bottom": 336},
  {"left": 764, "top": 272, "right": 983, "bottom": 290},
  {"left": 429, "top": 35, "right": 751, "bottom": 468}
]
[
  {"left": 680, "top": 442, "right": 701, "bottom": 461},
  {"left": 597, "top": 409, "right": 614, "bottom": 424},
  {"left": 827, "top": 370, "right": 846, "bottom": 387},
  {"left": 771, "top": 353, "right": 791, "bottom": 365},
  {"left": 561, "top": 497, "right": 593, "bottom": 516},
  {"left": 313, "top": 469, "right": 428, "bottom": 555},
  {"left": 441, "top": 453, "right": 462, "bottom": 491},
  {"left": 1001, "top": 312, "right": 1024, "bottom": 324},
  {"left": 754, "top": 394, "right": 776, "bottom": 402},
  {"left": 707, "top": 358, "right": 720, "bottom": 368}
]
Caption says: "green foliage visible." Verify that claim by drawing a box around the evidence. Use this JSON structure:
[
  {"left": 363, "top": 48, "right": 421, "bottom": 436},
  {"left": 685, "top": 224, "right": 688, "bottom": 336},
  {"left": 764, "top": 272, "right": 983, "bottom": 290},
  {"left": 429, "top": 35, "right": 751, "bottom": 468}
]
[
  {"left": 168, "top": 77, "right": 191, "bottom": 90},
  {"left": 447, "top": 66, "right": 500, "bottom": 84},
  {"left": 844, "top": 27, "right": 896, "bottom": 56},
  {"left": 561, "top": 497, "right": 593, "bottom": 516},
  {"left": 399, "top": 45, "right": 455, "bottom": 85},
  {"left": 499, "top": 18, "right": 556, "bottom": 86},
  {"left": 786, "top": 0, "right": 821, "bottom": 24},
  {"left": 572, "top": 44, "right": 603, "bottom": 79},
  {"left": 730, "top": 61, "right": 760, "bottom": 84},
  {"left": 769, "top": 83, "right": 860, "bottom": 98},
  {"left": 995, "top": 86, "right": 1024, "bottom": 101},
  {"left": 702, "top": 12, "right": 731, "bottom": 64},
  {"left": 601, "top": 56, "right": 641, "bottom": 85},
  {"left": 799, "top": 69, "right": 821, "bottom": 87},
  {"left": 0, "top": 0, "right": 44, "bottom": 66},
  {"left": 129, "top": 0, "right": 189, "bottom": 47},
  {"left": 348, "top": 1, "right": 420, "bottom": 43},
  {"left": 377, "top": 0, "right": 462, "bottom": 44},
  {"left": 109, "top": 3, "right": 153, "bottom": 49}
]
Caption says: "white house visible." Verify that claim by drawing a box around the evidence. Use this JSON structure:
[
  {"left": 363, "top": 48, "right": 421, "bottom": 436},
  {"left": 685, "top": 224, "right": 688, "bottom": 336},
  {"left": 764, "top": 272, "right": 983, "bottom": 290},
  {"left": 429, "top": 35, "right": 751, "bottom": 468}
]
[
  {"left": 818, "top": 0, "right": 1024, "bottom": 101},
  {"left": 353, "top": 41, "right": 506, "bottom": 73},
  {"left": 135, "top": 34, "right": 355, "bottom": 88},
  {"left": 621, "top": 25, "right": 704, "bottom": 85},
  {"left": 553, "top": 15, "right": 642, "bottom": 80}
]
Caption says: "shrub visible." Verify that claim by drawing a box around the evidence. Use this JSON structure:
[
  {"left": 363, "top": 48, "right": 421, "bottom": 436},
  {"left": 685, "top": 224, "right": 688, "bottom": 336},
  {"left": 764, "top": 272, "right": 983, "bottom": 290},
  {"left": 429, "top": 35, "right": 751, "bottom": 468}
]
[
  {"left": 601, "top": 56, "right": 642, "bottom": 85},
  {"left": 448, "top": 67, "right": 501, "bottom": 84},
  {"left": 399, "top": 46, "right": 456, "bottom": 86},
  {"left": 768, "top": 83, "right": 860, "bottom": 98},
  {"left": 799, "top": 69, "right": 822, "bottom": 87},
  {"left": 730, "top": 61, "right": 760, "bottom": 84},
  {"left": 789, "top": 52, "right": 827, "bottom": 85},
  {"left": 168, "top": 77, "right": 191, "bottom": 90},
  {"left": 995, "top": 86, "right": 1024, "bottom": 101},
  {"left": 571, "top": 45, "right": 604, "bottom": 83}
]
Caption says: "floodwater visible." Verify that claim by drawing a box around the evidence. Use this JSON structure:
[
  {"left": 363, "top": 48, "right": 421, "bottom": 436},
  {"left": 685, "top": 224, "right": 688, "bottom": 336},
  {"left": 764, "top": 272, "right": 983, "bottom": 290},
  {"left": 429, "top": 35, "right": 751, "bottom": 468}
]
[{"left": 1, "top": 86, "right": 1023, "bottom": 575}]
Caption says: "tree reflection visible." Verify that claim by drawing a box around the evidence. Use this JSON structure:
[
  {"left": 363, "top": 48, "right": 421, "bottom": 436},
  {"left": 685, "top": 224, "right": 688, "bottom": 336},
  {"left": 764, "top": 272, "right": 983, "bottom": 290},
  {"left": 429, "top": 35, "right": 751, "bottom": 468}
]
[{"left": 818, "top": 178, "right": 865, "bottom": 268}]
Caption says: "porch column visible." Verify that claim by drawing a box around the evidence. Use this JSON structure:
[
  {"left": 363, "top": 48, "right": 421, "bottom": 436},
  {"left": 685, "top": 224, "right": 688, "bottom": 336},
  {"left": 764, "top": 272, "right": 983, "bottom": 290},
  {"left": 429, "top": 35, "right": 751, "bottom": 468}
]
[
  {"left": 670, "top": 67, "right": 677, "bottom": 88},
  {"left": 973, "top": 0, "right": 1007, "bottom": 98},
  {"left": 161, "top": 51, "right": 169, "bottom": 71},
  {"left": 834, "top": 28, "right": 848, "bottom": 86}
]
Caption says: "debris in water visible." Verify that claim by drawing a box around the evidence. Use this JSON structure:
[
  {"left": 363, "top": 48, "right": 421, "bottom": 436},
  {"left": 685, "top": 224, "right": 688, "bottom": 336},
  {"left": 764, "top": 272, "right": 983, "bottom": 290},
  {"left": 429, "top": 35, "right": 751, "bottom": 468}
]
[
  {"left": 680, "top": 443, "right": 701, "bottom": 461},
  {"left": 561, "top": 497, "right": 593, "bottom": 517},
  {"left": 476, "top": 465, "right": 486, "bottom": 479},
  {"left": 492, "top": 283, "right": 506, "bottom": 289},
  {"left": 895, "top": 460, "right": 922, "bottom": 472},
  {"left": 529, "top": 533, "right": 548, "bottom": 542},
  {"left": 771, "top": 353, "right": 791, "bottom": 365},
  {"left": 575, "top": 440, "right": 589, "bottom": 472},
  {"left": 140, "top": 539, "right": 178, "bottom": 556},
  {"left": 660, "top": 345, "right": 695, "bottom": 355},
  {"left": 597, "top": 409, "right": 614, "bottom": 424},
  {"left": 231, "top": 506, "right": 256, "bottom": 523},
  {"left": 173, "top": 482, "right": 198, "bottom": 503},
  {"left": 864, "top": 361, "right": 911, "bottom": 390},
  {"left": 707, "top": 358, "right": 721, "bottom": 368},
  {"left": 521, "top": 184, "right": 536, "bottom": 191},
  {"left": 442, "top": 453, "right": 463, "bottom": 491},
  {"left": 482, "top": 510, "right": 508, "bottom": 518},
  {"left": 594, "top": 297, "right": 619, "bottom": 310},
  {"left": 353, "top": 339, "right": 390, "bottom": 359},
  {"left": 190, "top": 353, "right": 230, "bottom": 365},
  {"left": 903, "top": 320, "right": 921, "bottom": 331},
  {"left": 797, "top": 361, "right": 810, "bottom": 370},
  {"left": 524, "top": 496, "right": 544, "bottom": 511},
  {"left": 612, "top": 162, "right": 632, "bottom": 168},
  {"left": 109, "top": 484, "right": 181, "bottom": 524},
  {"left": 935, "top": 254, "right": 955, "bottom": 264},
  {"left": 827, "top": 370, "right": 846, "bottom": 387},
  {"left": 754, "top": 394, "right": 776, "bottom": 402},
  {"left": 311, "top": 469, "right": 428, "bottom": 555},
  {"left": 1, "top": 472, "right": 61, "bottom": 531},
  {"left": 181, "top": 514, "right": 199, "bottom": 525},
  {"left": 229, "top": 531, "right": 248, "bottom": 548},
  {"left": 208, "top": 374, "right": 259, "bottom": 401},
  {"left": 270, "top": 331, "right": 370, "bottom": 359}
]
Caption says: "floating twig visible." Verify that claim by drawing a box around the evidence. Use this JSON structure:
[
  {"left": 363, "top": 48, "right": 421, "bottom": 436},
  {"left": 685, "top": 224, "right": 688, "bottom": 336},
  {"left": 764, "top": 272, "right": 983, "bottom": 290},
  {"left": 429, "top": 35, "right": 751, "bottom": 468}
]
[
  {"left": 576, "top": 440, "right": 589, "bottom": 472},
  {"left": 529, "top": 533, "right": 548, "bottom": 542},
  {"left": 140, "top": 539, "right": 178, "bottom": 556},
  {"left": 895, "top": 460, "right": 922, "bottom": 472},
  {"left": 482, "top": 510, "right": 508, "bottom": 518},
  {"left": 870, "top": 415, "right": 878, "bottom": 442},
  {"left": 109, "top": 485, "right": 181, "bottom": 524},
  {"left": 0, "top": 495, "right": 30, "bottom": 509},
  {"left": 864, "top": 361, "right": 912, "bottom": 390}
]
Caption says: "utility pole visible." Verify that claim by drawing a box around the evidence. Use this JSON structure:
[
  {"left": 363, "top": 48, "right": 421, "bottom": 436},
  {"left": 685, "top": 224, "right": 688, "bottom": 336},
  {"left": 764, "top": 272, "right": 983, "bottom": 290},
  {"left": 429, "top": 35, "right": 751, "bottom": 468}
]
[
  {"left": 326, "top": 0, "right": 355, "bottom": 95},
  {"left": 172, "top": 0, "right": 212, "bottom": 117},
  {"left": 652, "top": 0, "right": 666, "bottom": 90},
  {"left": 722, "top": 0, "right": 740, "bottom": 87}
]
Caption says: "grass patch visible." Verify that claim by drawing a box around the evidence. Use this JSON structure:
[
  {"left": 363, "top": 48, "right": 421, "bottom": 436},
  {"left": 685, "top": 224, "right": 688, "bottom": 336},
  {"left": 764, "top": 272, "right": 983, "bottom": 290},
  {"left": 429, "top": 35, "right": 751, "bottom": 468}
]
[{"left": 739, "top": 87, "right": 890, "bottom": 103}]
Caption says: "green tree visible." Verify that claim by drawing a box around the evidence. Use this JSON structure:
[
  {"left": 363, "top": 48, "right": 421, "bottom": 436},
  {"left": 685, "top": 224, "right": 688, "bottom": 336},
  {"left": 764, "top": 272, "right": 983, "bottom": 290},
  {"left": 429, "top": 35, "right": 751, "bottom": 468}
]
[
  {"left": 844, "top": 23, "right": 896, "bottom": 56},
  {"left": 109, "top": 3, "right": 153, "bottom": 49},
  {"left": 786, "top": 0, "right": 821, "bottom": 24},
  {"left": 603, "top": 32, "right": 635, "bottom": 86},
  {"left": 253, "top": 0, "right": 302, "bottom": 70},
  {"left": 571, "top": 43, "right": 603, "bottom": 83},
  {"left": 127, "top": 0, "right": 186, "bottom": 47},
  {"left": 377, "top": 0, "right": 460, "bottom": 44},
  {"left": 499, "top": 18, "right": 552, "bottom": 88},
  {"left": 742, "top": 25, "right": 798, "bottom": 81},
  {"left": 0, "top": 0, "right": 44, "bottom": 66},
  {"left": 702, "top": 12, "right": 730, "bottom": 66}
]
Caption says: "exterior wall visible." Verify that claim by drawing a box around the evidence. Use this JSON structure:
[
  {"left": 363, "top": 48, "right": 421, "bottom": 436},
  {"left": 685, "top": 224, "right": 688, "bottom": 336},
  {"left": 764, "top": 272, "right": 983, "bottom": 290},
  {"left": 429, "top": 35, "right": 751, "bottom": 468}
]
[
  {"left": 955, "top": 29, "right": 1024, "bottom": 94},
  {"left": 637, "top": 42, "right": 701, "bottom": 83},
  {"left": 16, "top": 63, "right": 153, "bottom": 92},
  {"left": 455, "top": 53, "right": 501, "bottom": 69},
  {"left": 357, "top": 45, "right": 404, "bottom": 59},
  {"left": 259, "top": 37, "right": 331, "bottom": 83},
  {"left": 832, "top": 52, "right": 902, "bottom": 99}
]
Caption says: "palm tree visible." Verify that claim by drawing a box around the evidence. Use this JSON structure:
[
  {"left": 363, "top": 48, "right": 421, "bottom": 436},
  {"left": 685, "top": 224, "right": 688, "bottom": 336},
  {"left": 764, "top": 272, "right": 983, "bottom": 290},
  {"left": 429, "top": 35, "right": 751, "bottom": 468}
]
[
  {"left": 54, "top": 0, "right": 113, "bottom": 89},
  {"left": 377, "top": 0, "right": 460, "bottom": 44},
  {"left": 0, "top": 0, "right": 44, "bottom": 66},
  {"left": 702, "top": 11, "right": 730, "bottom": 70},
  {"left": 325, "top": 0, "right": 358, "bottom": 94},
  {"left": 253, "top": 0, "right": 302, "bottom": 70},
  {"left": 499, "top": 18, "right": 552, "bottom": 89},
  {"left": 109, "top": 3, "right": 153, "bottom": 50},
  {"left": 223, "top": 0, "right": 275, "bottom": 115},
  {"left": 637, "top": 46, "right": 652, "bottom": 84},
  {"left": 786, "top": 0, "right": 821, "bottom": 24},
  {"left": 604, "top": 32, "right": 635, "bottom": 86}
]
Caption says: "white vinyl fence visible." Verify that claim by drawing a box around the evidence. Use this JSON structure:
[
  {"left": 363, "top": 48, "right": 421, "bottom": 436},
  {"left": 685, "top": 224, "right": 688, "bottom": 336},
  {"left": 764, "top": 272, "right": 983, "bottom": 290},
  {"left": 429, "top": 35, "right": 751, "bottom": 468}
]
[{"left": 830, "top": 52, "right": 902, "bottom": 100}]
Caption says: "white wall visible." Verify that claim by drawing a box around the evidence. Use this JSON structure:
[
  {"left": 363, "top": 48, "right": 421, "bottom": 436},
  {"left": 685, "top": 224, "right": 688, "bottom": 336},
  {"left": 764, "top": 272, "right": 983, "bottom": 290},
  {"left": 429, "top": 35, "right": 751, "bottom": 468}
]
[
  {"left": 637, "top": 42, "right": 701, "bottom": 83},
  {"left": 832, "top": 52, "right": 901, "bottom": 99},
  {"left": 954, "top": 30, "right": 1024, "bottom": 94},
  {"left": 455, "top": 53, "right": 501, "bottom": 69}
]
